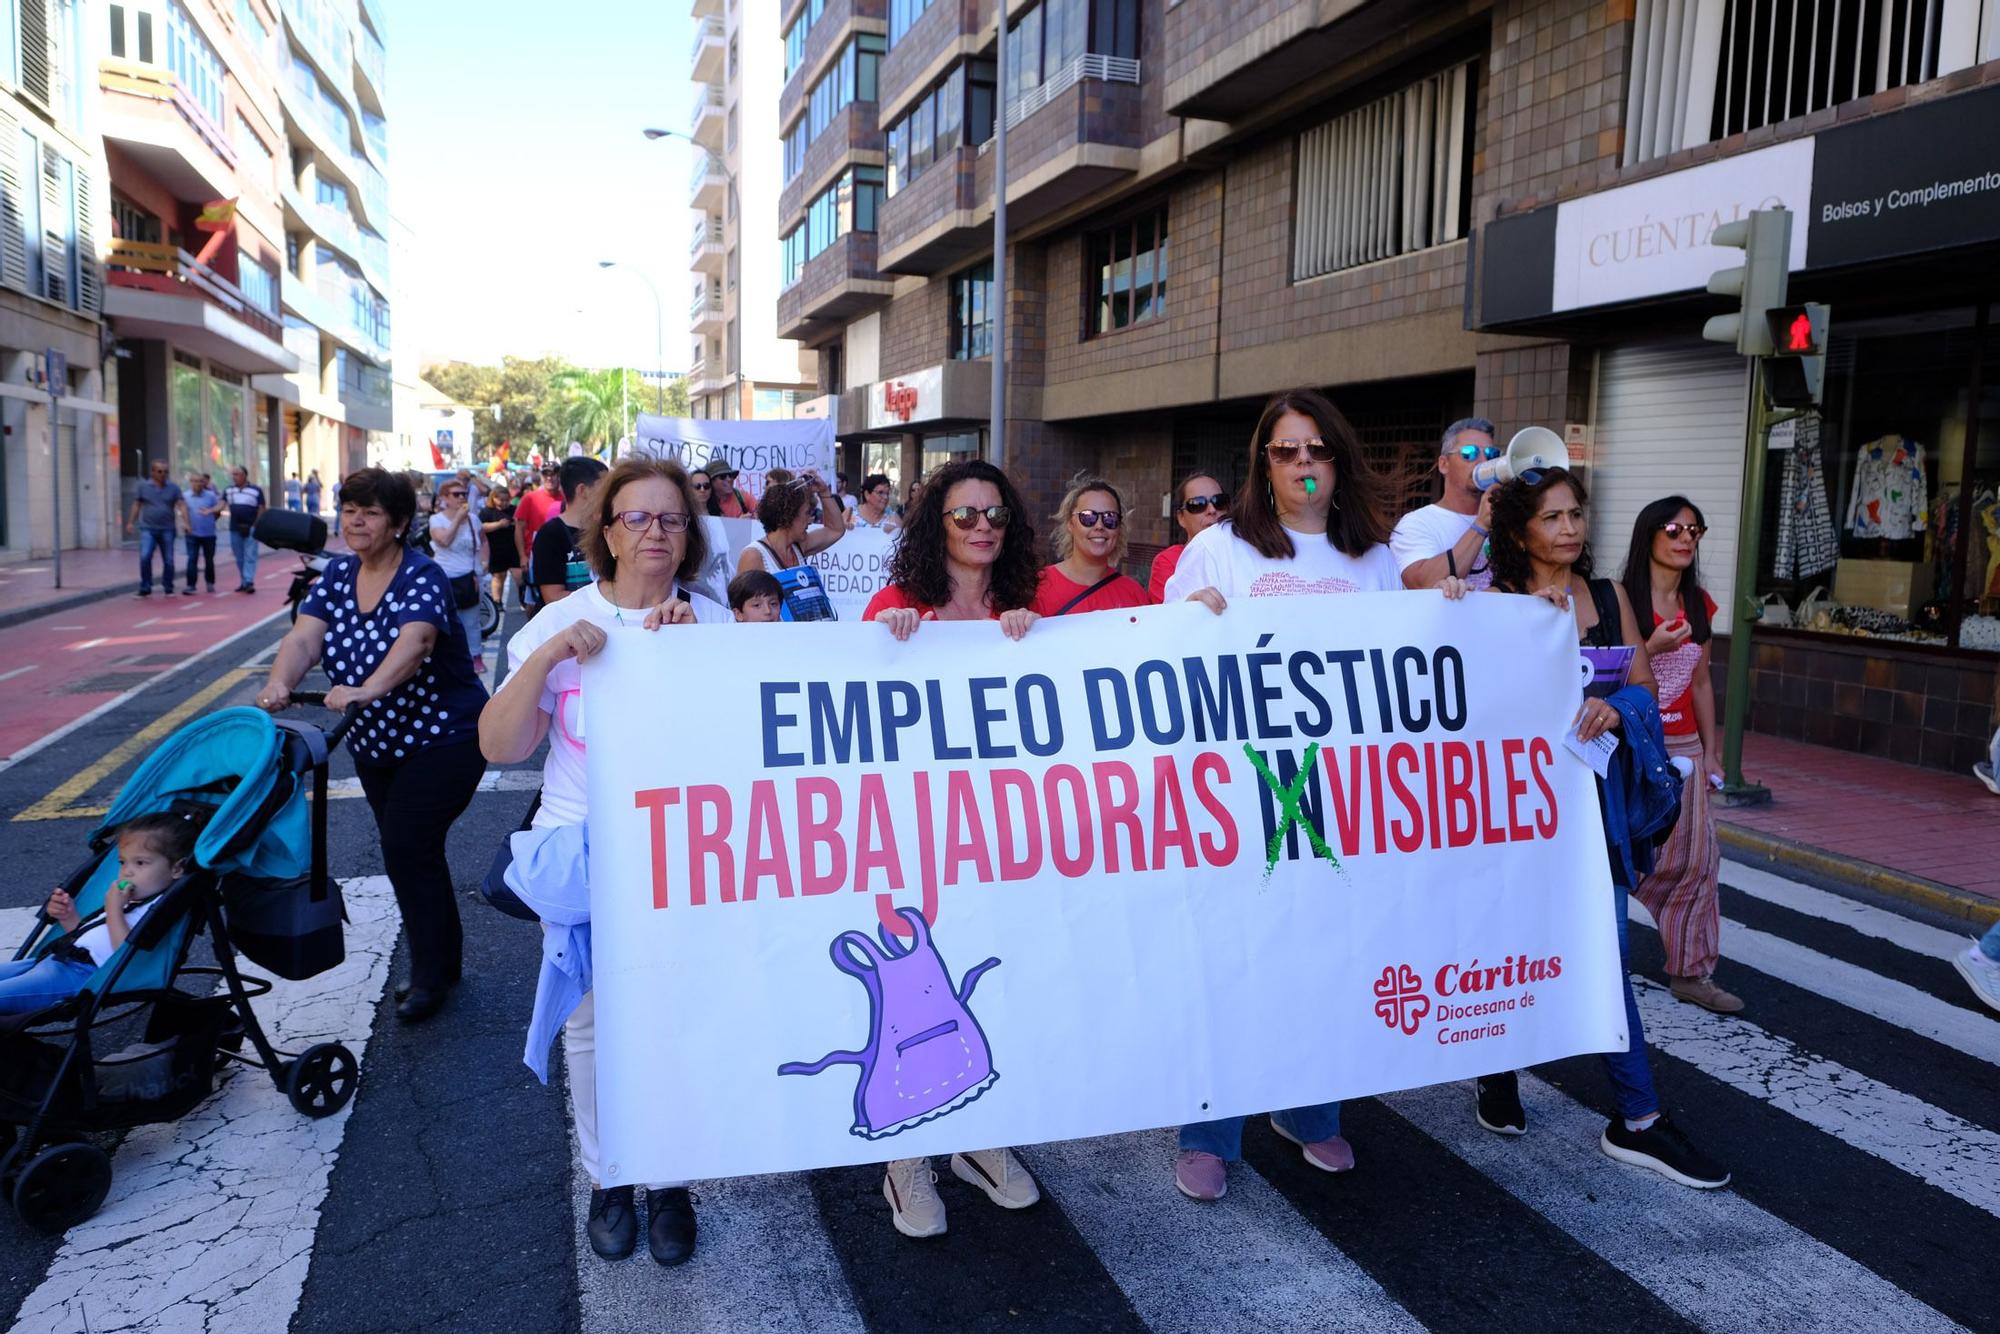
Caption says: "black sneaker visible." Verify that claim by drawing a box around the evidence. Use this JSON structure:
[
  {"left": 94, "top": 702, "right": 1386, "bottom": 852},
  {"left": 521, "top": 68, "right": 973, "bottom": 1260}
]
[
  {"left": 647, "top": 1187, "right": 697, "bottom": 1266},
  {"left": 586, "top": 1185, "right": 638, "bottom": 1259},
  {"left": 1476, "top": 1072, "right": 1527, "bottom": 1135},
  {"left": 1599, "top": 1116, "right": 1730, "bottom": 1189}
]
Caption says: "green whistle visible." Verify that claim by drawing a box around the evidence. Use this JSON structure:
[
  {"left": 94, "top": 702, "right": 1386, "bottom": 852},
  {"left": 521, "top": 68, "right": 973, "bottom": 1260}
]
[{"left": 1303, "top": 478, "right": 1317, "bottom": 496}]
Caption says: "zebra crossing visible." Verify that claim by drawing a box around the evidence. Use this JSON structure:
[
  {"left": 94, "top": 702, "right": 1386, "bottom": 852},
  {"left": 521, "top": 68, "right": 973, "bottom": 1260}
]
[{"left": 1, "top": 858, "right": 1994, "bottom": 1333}]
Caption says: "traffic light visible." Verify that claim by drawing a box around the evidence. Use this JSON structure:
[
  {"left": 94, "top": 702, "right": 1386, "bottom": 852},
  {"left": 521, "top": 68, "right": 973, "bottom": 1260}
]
[
  {"left": 1702, "top": 209, "right": 1792, "bottom": 357},
  {"left": 1762, "top": 302, "right": 1829, "bottom": 409}
]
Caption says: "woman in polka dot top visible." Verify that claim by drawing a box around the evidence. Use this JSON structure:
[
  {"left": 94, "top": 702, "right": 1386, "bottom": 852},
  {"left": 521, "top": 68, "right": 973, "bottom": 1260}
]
[{"left": 257, "top": 467, "right": 490, "bottom": 1023}]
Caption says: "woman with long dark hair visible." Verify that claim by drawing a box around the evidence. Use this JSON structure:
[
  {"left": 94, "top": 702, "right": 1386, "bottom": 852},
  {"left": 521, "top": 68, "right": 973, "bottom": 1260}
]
[
  {"left": 1484, "top": 468, "right": 1729, "bottom": 1189},
  {"left": 1619, "top": 496, "right": 1739, "bottom": 1014},
  {"left": 859, "top": 456, "right": 1042, "bottom": 1237},
  {"left": 1147, "top": 471, "right": 1228, "bottom": 601}
]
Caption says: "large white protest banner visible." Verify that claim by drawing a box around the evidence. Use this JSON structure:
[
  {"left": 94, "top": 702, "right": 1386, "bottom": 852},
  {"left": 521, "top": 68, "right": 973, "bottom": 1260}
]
[
  {"left": 807, "top": 526, "right": 897, "bottom": 622},
  {"left": 585, "top": 593, "right": 1625, "bottom": 1185},
  {"left": 627, "top": 414, "right": 835, "bottom": 500}
]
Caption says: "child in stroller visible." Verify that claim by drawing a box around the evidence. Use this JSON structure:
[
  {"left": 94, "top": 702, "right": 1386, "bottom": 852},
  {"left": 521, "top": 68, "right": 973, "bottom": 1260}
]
[{"left": 0, "top": 814, "right": 196, "bottom": 1019}]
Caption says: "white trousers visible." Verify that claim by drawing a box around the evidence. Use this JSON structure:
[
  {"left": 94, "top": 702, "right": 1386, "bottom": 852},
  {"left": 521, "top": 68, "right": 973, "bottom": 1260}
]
[{"left": 564, "top": 991, "right": 684, "bottom": 1190}]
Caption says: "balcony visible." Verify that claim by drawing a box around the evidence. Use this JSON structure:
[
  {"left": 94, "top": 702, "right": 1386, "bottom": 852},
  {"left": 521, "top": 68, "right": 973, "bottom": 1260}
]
[
  {"left": 777, "top": 232, "right": 893, "bottom": 341},
  {"left": 98, "top": 59, "right": 237, "bottom": 204},
  {"left": 692, "top": 82, "right": 726, "bottom": 151},
  {"left": 690, "top": 153, "right": 727, "bottom": 211},
  {"left": 990, "top": 57, "right": 1142, "bottom": 230},
  {"left": 338, "top": 351, "right": 393, "bottom": 431},
  {"left": 282, "top": 0, "right": 356, "bottom": 107},
  {"left": 690, "top": 216, "right": 725, "bottom": 275},
  {"left": 778, "top": 0, "right": 886, "bottom": 132},
  {"left": 780, "top": 103, "right": 884, "bottom": 231},
  {"left": 879, "top": 145, "right": 986, "bottom": 275},
  {"left": 690, "top": 285, "right": 726, "bottom": 337},
  {"left": 1162, "top": 0, "right": 1430, "bottom": 122},
  {"left": 354, "top": 21, "right": 386, "bottom": 102},
  {"left": 691, "top": 18, "right": 725, "bottom": 81},
  {"left": 693, "top": 0, "right": 722, "bottom": 17},
  {"left": 878, "top": 0, "right": 985, "bottom": 124},
  {"left": 104, "top": 241, "right": 298, "bottom": 374},
  {"left": 355, "top": 157, "right": 390, "bottom": 231}
]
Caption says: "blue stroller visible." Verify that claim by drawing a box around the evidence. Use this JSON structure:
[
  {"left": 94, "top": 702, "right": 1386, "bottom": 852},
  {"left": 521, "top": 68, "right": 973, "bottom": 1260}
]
[{"left": 0, "top": 700, "right": 359, "bottom": 1233}]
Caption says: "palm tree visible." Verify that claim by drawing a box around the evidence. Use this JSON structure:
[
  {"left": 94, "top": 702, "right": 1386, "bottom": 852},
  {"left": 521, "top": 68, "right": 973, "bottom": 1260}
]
[{"left": 550, "top": 368, "right": 627, "bottom": 453}]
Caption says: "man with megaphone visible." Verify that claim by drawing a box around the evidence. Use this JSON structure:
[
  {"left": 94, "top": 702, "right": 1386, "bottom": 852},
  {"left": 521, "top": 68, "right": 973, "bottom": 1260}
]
[{"left": 1393, "top": 420, "right": 1571, "bottom": 593}]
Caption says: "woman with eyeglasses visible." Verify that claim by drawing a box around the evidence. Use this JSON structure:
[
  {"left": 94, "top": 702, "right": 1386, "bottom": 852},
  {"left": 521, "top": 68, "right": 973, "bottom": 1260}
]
[
  {"left": 1147, "top": 472, "right": 1229, "bottom": 602},
  {"left": 1032, "top": 474, "right": 1152, "bottom": 616},
  {"left": 860, "top": 456, "right": 1044, "bottom": 1238},
  {"left": 735, "top": 469, "right": 846, "bottom": 620},
  {"left": 849, "top": 472, "right": 902, "bottom": 533},
  {"left": 1620, "top": 496, "right": 1740, "bottom": 1015},
  {"left": 482, "top": 455, "right": 726, "bottom": 1268}
]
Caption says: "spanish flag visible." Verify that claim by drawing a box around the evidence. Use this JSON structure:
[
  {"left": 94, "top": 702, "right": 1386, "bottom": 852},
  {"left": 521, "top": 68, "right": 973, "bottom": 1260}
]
[{"left": 195, "top": 198, "right": 239, "bottom": 232}]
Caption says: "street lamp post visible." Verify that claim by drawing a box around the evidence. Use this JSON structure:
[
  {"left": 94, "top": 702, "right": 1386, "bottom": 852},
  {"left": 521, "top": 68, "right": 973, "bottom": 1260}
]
[
  {"left": 990, "top": 13, "right": 1008, "bottom": 469},
  {"left": 645, "top": 127, "right": 740, "bottom": 420},
  {"left": 597, "top": 259, "right": 665, "bottom": 414}
]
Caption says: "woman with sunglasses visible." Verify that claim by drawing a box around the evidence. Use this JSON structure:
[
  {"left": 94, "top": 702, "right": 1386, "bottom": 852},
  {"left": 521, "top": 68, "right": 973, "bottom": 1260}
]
[
  {"left": 688, "top": 468, "right": 715, "bottom": 516},
  {"left": 429, "top": 478, "right": 489, "bottom": 673},
  {"left": 1148, "top": 473, "right": 1229, "bottom": 602},
  {"left": 736, "top": 469, "right": 847, "bottom": 620},
  {"left": 1032, "top": 474, "right": 1152, "bottom": 616},
  {"left": 483, "top": 455, "right": 726, "bottom": 1269},
  {"left": 1393, "top": 417, "right": 1501, "bottom": 591},
  {"left": 1620, "top": 496, "right": 1740, "bottom": 1015},
  {"left": 861, "top": 456, "right": 1043, "bottom": 1237}
]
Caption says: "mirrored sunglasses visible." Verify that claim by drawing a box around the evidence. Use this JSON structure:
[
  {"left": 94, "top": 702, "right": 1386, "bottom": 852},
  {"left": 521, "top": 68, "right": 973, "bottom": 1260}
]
[
  {"left": 1265, "top": 437, "right": 1336, "bottom": 464},
  {"left": 1075, "top": 509, "right": 1121, "bottom": 529},
  {"left": 1659, "top": 521, "right": 1707, "bottom": 539},
  {"left": 1457, "top": 444, "right": 1503, "bottom": 461},
  {"left": 946, "top": 504, "right": 1011, "bottom": 530}
]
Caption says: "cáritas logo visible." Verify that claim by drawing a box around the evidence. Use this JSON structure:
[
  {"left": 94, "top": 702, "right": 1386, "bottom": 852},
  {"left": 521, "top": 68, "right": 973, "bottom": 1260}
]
[
  {"left": 1372, "top": 964, "right": 1429, "bottom": 1035},
  {"left": 1373, "top": 954, "right": 1562, "bottom": 1043}
]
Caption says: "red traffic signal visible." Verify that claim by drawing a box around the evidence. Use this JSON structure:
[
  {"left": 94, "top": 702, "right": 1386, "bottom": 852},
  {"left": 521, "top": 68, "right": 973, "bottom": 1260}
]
[{"left": 1764, "top": 304, "right": 1827, "bottom": 356}]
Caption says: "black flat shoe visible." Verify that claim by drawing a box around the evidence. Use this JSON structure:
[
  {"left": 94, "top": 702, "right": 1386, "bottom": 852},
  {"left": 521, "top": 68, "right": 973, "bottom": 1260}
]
[
  {"left": 394, "top": 966, "right": 462, "bottom": 1002},
  {"left": 647, "top": 1187, "right": 697, "bottom": 1266},
  {"left": 588, "top": 1185, "right": 638, "bottom": 1260},
  {"left": 394, "top": 986, "right": 448, "bottom": 1024}
]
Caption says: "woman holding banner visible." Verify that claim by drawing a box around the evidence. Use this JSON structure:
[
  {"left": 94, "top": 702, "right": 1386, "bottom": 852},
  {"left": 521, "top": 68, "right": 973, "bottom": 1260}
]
[
  {"left": 1484, "top": 467, "right": 1730, "bottom": 1190},
  {"left": 1032, "top": 474, "right": 1152, "bottom": 616},
  {"left": 861, "top": 457, "right": 1044, "bottom": 1236},
  {"left": 737, "top": 471, "right": 846, "bottom": 620},
  {"left": 1147, "top": 471, "right": 1229, "bottom": 602},
  {"left": 1161, "top": 387, "right": 1426, "bottom": 1201},
  {"left": 481, "top": 455, "right": 729, "bottom": 1267}
]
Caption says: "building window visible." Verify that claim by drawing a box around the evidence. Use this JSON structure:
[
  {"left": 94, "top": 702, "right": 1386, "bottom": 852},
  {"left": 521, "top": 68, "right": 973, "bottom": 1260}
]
[
  {"left": 728, "top": 34, "right": 738, "bottom": 77},
  {"left": 950, "top": 260, "right": 992, "bottom": 359},
  {"left": 889, "top": 0, "right": 934, "bottom": 46},
  {"left": 1292, "top": 61, "right": 1470, "bottom": 282},
  {"left": 1086, "top": 206, "right": 1167, "bottom": 336},
  {"left": 113, "top": 194, "right": 160, "bottom": 244},
  {"left": 781, "top": 167, "right": 884, "bottom": 288},
  {"left": 784, "top": 120, "right": 807, "bottom": 183},
  {"left": 886, "top": 60, "right": 995, "bottom": 196},
  {"left": 803, "top": 34, "right": 885, "bottom": 143},
  {"left": 1005, "top": 0, "right": 1138, "bottom": 119},
  {"left": 235, "top": 0, "right": 269, "bottom": 51},
  {"left": 165, "top": 0, "right": 225, "bottom": 127}
]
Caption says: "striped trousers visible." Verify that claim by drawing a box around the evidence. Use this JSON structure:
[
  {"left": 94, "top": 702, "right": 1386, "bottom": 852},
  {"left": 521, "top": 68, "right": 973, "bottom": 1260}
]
[{"left": 1632, "top": 733, "right": 1722, "bottom": 981}]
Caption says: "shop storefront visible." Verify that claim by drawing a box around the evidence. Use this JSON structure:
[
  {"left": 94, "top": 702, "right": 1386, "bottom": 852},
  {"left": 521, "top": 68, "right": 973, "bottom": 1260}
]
[
  {"left": 835, "top": 360, "right": 992, "bottom": 507},
  {"left": 1477, "top": 82, "right": 2000, "bottom": 771}
]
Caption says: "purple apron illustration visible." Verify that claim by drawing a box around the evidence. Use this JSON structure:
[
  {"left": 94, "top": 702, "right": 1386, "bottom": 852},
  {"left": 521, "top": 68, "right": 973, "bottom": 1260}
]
[{"left": 778, "top": 907, "right": 1001, "bottom": 1140}]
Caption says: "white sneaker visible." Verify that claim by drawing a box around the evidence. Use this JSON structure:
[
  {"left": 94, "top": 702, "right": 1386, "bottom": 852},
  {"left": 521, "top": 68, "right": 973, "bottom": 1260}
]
[
  {"left": 1951, "top": 942, "right": 2000, "bottom": 1013},
  {"left": 883, "top": 1157, "right": 946, "bottom": 1238},
  {"left": 1973, "top": 761, "right": 2000, "bottom": 796},
  {"left": 950, "top": 1147, "right": 1041, "bottom": 1209}
]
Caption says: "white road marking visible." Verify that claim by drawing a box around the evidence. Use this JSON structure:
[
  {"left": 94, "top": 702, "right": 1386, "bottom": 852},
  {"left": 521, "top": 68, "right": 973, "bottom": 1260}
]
[
  {"left": 1384, "top": 1075, "right": 1963, "bottom": 1333},
  {"left": 0, "top": 665, "right": 40, "bottom": 683},
  {"left": 1028, "top": 1130, "right": 1423, "bottom": 1333},
  {"left": 1633, "top": 978, "right": 2000, "bottom": 1217},
  {"left": 65, "top": 638, "right": 106, "bottom": 652},
  {"left": 0, "top": 609, "right": 285, "bottom": 774},
  {"left": 321, "top": 768, "right": 540, "bottom": 801},
  {"left": 9, "top": 876, "right": 396, "bottom": 1334},
  {"left": 1720, "top": 859, "right": 1979, "bottom": 959},
  {"left": 134, "top": 617, "right": 159, "bottom": 629},
  {"left": 1630, "top": 901, "right": 2000, "bottom": 1064}
]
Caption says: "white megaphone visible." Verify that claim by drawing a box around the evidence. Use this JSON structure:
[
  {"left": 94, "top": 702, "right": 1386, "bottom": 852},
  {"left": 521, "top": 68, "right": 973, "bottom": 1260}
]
[{"left": 1472, "top": 426, "right": 1570, "bottom": 491}]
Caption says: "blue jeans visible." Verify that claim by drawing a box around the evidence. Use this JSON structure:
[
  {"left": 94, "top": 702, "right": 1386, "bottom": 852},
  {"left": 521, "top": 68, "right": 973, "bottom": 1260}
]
[
  {"left": 1180, "top": 1101, "right": 1342, "bottom": 1160},
  {"left": 0, "top": 955, "right": 95, "bottom": 1017},
  {"left": 1605, "top": 879, "right": 1660, "bottom": 1121},
  {"left": 229, "top": 527, "right": 259, "bottom": 588},
  {"left": 1979, "top": 918, "right": 2000, "bottom": 963},
  {"left": 184, "top": 534, "right": 216, "bottom": 589},
  {"left": 137, "top": 526, "right": 175, "bottom": 592}
]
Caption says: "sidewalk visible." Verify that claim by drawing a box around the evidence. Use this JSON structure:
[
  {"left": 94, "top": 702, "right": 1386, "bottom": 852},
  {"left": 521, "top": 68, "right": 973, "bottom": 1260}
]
[
  {"left": 1721, "top": 731, "right": 2000, "bottom": 924},
  {"left": 0, "top": 542, "right": 258, "bottom": 627}
]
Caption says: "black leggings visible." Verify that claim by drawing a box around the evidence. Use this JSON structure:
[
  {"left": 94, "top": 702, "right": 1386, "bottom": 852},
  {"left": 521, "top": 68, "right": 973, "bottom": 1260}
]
[{"left": 352, "top": 737, "right": 486, "bottom": 988}]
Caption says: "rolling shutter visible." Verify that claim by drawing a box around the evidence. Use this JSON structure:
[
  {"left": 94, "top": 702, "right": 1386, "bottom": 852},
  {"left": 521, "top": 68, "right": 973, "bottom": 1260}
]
[{"left": 0, "top": 104, "right": 27, "bottom": 294}]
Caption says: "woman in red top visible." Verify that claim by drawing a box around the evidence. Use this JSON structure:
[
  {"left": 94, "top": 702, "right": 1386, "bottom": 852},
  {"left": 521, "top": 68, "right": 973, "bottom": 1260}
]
[
  {"left": 1147, "top": 472, "right": 1229, "bottom": 602},
  {"left": 1620, "top": 495, "right": 1739, "bottom": 1015},
  {"left": 1032, "top": 474, "right": 1152, "bottom": 616}
]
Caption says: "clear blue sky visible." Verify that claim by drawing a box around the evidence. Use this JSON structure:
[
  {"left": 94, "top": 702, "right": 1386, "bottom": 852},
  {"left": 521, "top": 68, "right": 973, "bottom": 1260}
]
[{"left": 384, "top": 0, "right": 695, "bottom": 372}]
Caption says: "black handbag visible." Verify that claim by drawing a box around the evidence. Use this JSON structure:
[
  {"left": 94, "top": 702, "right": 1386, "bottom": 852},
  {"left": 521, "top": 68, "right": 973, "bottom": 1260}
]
[
  {"left": 480, "top": 790, "right": 543, "bottom": 922},
  {"left": 449, "top": 571, "right": 480, "bottom": 610}
]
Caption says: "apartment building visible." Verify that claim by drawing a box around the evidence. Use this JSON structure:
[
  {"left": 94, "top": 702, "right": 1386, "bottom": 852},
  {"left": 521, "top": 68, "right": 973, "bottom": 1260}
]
[
  {"left": 0, "top": 1, "right": 118, "bottom": 561},
  {"left": 779, "top": 0, "right": 2000, "bottom": 772},
  {"left": 99, "top": 0, "right": 388, "bottom": 519},
  {"left": 688, "top": 0, "right": 814, "bottom": 419}
]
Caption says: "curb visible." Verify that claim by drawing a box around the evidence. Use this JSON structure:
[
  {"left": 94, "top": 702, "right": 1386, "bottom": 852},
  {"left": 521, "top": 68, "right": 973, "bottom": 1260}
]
[
  {"left": 1717, "top": 822, "right": 2000, "bottom": 927},
  {"left": 0, "top": 581, "right": 130, "bottom": 631}
]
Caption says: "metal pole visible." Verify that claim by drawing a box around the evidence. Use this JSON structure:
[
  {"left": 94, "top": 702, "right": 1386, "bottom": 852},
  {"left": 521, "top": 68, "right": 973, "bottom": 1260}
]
[
  {"left": 48, "top": 387, "right": 61, "bottom": 588},
  {"left": 989, "top": 11, "right": 1008, "bottom": 469},
  {"left": 1720, "top": 358, "right": 1774, "bottom": 805}
]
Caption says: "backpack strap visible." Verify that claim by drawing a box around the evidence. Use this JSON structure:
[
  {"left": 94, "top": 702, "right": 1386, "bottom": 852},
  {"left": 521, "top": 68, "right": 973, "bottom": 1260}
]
[{"left": 1054, "top": 574, "right": 1122, "bottom": 616}]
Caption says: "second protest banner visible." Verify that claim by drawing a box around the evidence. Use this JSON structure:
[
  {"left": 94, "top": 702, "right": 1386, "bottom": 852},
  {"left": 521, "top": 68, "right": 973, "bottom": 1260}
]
[{"left": 585, "top": 592, "right": 1625, "bottom": 1185}]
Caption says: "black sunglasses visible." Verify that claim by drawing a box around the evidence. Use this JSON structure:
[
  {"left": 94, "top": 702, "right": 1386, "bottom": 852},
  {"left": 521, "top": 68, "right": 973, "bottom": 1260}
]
[
  {"left": 1180, "top": 493, "right": 1228, "bottom": 514},
  {"left": 946, "top": 504, "right": 1010, "bottom": 530},
  {"left": 1075, "top": 509, "right": 1121, "bottom": 529}
]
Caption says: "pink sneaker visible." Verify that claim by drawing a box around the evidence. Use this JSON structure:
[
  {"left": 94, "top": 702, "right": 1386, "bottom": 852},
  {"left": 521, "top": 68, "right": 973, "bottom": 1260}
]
[
  {"left": 1173, "top": 1150, "right": 1227, "bottom": 1201},
  {"left": 1270, "top": 1119, "right": 1355, "bottom": 1173}
]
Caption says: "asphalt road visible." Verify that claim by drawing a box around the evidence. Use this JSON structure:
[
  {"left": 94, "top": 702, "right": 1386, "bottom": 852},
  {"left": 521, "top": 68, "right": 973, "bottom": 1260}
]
[{"left": 0, "top": 611, "right": 1994, "bottom": 1333}]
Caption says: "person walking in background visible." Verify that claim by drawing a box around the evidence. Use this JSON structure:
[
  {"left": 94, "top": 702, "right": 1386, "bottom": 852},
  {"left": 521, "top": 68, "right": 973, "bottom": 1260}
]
[
  {"left": 284, "top": 474, "right": 303, "bottom": 512},
  {"left": 736, "top": 472, "right": 846, "bottom": 621},
  {"left": 223, "top": 465, "right": 266, "bottom": 593},
  {"left": 1622, "top": 496, "right": 1740, "bottom": 1015},
  {"left": 430, "top": 477, "right": 489, "bottom": 674},
  {"left": 708, "top": 461, "right": 753, "bottom": 518},
  {"left": 848, "top": 473, "right": 901, "bottom": 533},
  {"left": 1392, "top": 416, "right": 1500, "bottom": 591},
  {"left": 1147, "top": 472, "right": 1228, "bottom": 602},
  {"left": 515, "top": 464, "right": 563, "bottom": 591},
  {"left": 304, "top": 469, "right": 323, "bottom": 517},
  {"left": 482, "top": 482, "right": 521, "bottom": 612},
  {"left": 127, "top": 459, "right": 183, "bottom": 597},
  {"left": 331, "top": 476, "right": 342, "bottom": 535},
  {"left": 183, "top": 472, "right": 223, "bottom": 594},
  {"left": 1954, "top": 920, "right": 2000, "bottom": 1011},
  {"left": 531, "top": 457, "right": 608, "bottom": 607},
  {"left": 1033, "top": 474, "right": 1151, "bottom": 616}
]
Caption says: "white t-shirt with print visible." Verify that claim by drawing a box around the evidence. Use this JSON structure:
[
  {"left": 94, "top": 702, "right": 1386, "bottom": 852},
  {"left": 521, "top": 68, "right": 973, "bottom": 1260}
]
[
  {"left": 1163, "top": 520, "right": 1401, "bottom": 602},
  {"left": 505, "top": 581, "right": 730, "bottom": 830},
  {"left": 1390, "top": 503, "right": 1493, "bottom": 590}
]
